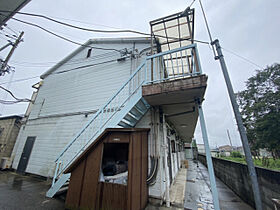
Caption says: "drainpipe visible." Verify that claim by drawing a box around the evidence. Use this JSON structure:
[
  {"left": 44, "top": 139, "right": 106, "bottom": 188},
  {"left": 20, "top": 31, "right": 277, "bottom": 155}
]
[{"left": 162, "top": 114, "right": 170, "bottom": 207}]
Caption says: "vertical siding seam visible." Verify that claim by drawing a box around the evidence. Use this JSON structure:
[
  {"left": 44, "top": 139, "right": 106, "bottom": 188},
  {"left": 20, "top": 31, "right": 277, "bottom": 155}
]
[{"left": 78, "top": 157, "right": 87, "bottom": 207}]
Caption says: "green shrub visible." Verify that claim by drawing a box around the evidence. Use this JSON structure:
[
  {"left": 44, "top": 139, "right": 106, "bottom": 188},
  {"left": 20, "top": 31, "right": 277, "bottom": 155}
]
[{"left": 231, "top": 151, "right": 243, "bottom": 158}]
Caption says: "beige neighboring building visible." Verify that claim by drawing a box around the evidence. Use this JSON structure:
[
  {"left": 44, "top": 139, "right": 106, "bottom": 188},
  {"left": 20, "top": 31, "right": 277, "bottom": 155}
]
[
  {"left": 0, "top": 115, "right": 22, "bottom": 169},
  {"left": 219, "top": 145, "right": 232, "bottom": 157},
  {"left": 197, "top": 144, "right": 205, "bottom": 154}
]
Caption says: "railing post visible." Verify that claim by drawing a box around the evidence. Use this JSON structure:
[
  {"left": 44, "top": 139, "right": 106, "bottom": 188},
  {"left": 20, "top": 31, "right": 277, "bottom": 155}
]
[
  {"left": 195, "top": 98, "right": 220, "bottom": 210},
  {"left": 194, "top": 44, "right": 203, "bottom": 74},
  {"left": 145, "top": 60, "right": 148, "bottom": 82},
  {"left": 52, "top": 160, "right": 60, "bottom": 186}
]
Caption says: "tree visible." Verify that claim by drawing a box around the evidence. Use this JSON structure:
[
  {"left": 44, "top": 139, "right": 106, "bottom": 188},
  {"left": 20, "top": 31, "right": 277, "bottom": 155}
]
[{"left": 236, "top": 63, "right": 280, "bottom": 159}]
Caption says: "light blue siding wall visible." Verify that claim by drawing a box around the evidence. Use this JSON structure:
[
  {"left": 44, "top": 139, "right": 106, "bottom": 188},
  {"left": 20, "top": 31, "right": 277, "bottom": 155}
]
[{"left": 12, "top": 40, "right": 150, "bottom": 177}]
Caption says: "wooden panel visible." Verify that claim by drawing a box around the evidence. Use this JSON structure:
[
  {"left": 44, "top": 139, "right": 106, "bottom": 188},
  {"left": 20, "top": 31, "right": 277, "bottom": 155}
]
[
  {"left": 128, "top": 132, "right": 142, "bottom": 210},
  {"left": 141, "top": 131, "right": 148, "bottom": 209},
  {"left": 65, "top": 159, "right": 86, "bottom": 208},
  {"left": 98, "top": 182, "right": 127, "bottom": 210},
  {"left": 79, "top": 142, "right": 103, "bottom": 208}
]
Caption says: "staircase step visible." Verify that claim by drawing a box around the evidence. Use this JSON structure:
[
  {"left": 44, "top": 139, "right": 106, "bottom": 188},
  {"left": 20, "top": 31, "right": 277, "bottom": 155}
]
[
  {"left": 118, "top": 120, "right": 133, "bottom": 128},
  {"left": 133, "top": 105, "right": 145, "bottom": 116},
  {"left": 124, "top": 113, "right": 138, "bottom": 125},
  {"left": 129, "top": 108, "right": 142, "bottom": 120},
  {"left": 55, "top": 186, "right": 69, "bottom": 196}
]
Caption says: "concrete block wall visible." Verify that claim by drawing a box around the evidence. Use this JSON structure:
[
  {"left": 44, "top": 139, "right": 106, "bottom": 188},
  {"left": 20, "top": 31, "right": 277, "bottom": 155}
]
[{"left": 198, "top": 154, "right": 280, "bottom": 210}]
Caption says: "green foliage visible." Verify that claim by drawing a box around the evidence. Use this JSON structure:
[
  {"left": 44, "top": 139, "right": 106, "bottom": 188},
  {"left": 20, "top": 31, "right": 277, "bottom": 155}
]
[
  {"left": 220, "top": 157, "right": 280, "bottom": 171},
  {"left": 236, "top": 64, "right": 280, "bottom": 158},
  {"left": 231, "top": 151, "right": 243, "bottom": 158}
]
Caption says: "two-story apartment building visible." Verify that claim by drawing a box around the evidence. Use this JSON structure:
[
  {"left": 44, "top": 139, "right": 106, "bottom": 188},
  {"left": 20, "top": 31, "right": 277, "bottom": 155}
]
[{"left": 11, "top": 9, "right": 208, "bottom": 208}]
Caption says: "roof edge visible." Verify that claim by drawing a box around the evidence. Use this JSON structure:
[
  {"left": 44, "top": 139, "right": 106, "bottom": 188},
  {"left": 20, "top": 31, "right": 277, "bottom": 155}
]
[{"left": 40, "top": 37, "right": 151, "bottom": 79}]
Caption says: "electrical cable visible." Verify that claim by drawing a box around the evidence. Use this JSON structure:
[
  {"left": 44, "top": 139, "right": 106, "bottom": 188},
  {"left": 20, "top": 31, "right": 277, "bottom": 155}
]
[
  {"left": 189, "top": 0, "right": 196, "bottom": 8},
  {"left": 53, "top": 57, "right": 128, "bottom": 75},
  {"left": 9, "top": 50, "right": 124, "bottom": 67},
  {"left": 11, "top": 16, "right": 122, "bottom": 52},
  {"left": 0, "top": 10, "right": 151, "bottom": 36},
  {"left": 198, "top": 0, "right": 263, "bottom": 70},
  {"left": 0, "top": 31, "right": 12, "bottom": 42},
  {"left": 198, "top": 0, "right": 216, "bottom": 56},
  {"left": 0, "top": 13, "right": 123, "bottom": 52},
  {"left": 0, "top": 85, "right": 32, "bottom": 102},
  {"left": 0, "top": 99, "right": 30, "bottom": 104},
  {"left": 0, "top": 56, "right": 127, "bottom": 85},
  {"left": 0, "top": 75, "right": 40, "bottom": 85},
  {"left": 4, "top": 25, "right": 20, "bottom": 36},
  {"left": 1, "top": 28, "right": 17, "bottom": 39},
  {"left": 0, "top": 10, "right": 209, "bottom": 45},
  {"left": 221, "top": 47, "right": 264, "bottom": 70}
]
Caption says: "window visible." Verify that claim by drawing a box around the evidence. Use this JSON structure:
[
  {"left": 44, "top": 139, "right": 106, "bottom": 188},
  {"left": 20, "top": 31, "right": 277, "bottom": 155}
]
[
  {"left": 100, "top": 143, "right": 129, "bottom": 185},
  {"left": 171, "top": 140, "right": 176, "bottom": 153},
  {"left": 86, "top": 48, "right": 92, "bottom": 58}
]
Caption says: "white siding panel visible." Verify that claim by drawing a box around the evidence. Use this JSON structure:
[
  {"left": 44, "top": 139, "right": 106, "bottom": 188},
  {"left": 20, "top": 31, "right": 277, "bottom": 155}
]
[
  {"left": 14, "top": 41, "right": 150, "bottom": 177},
  {"left": 29, "top": 42, "right": 150, "bottom": 119},
  {"left": 13, "top": 115, "right": 91, "bottom": 177}
]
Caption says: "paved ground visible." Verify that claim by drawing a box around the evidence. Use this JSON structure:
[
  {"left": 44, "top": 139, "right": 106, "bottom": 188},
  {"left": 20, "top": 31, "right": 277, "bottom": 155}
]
[
  {"left": 0, "top": 161, "right": 254, "bottom": 210},
  {"left": 170, "top": 168, "right": 187, "bottom": 207},
  {"left": 0, "top": 170, "right": 64, "bottom": 210},
  {"left": 184, "top": 160, "right": 254, "bottom": 210}
]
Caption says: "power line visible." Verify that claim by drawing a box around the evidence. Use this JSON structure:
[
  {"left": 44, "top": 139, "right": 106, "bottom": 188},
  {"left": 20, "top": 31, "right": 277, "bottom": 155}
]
[
  {"left": 0, "top": 99, "right": 30, "bottom": 104},
  {"left": 48, "top": 16, "right": 123, "bottom": 30},
  {"left": 53, "top": 57, "right": 121, "bottom": 75},
  {"left": 11, "top": 16, "right": 122, "bottom": 52},
  {"left": 9, "top": 50, "right": 122, "bottom": 67},
  {"left": 197, "top": 1, "right": 263, "bottom": 70},
  {"left": 0, "top": 10, "right": 150, "bottom": 36},
  {"left": 221, "top": 47, "right": 264, "bottom": 70},
  {"left": 0, "top": 85, "right": 31, "bottom": 102},
  {"left": 0, "top": 10, "right": 209, "bottom": 45},
  {"left": 0, "top": 75, "right": 40, "bottom": 85},
  {"left": 0, "top": 13, "right": 123, "bottom": 53},
  {"left": 189, "top": 0, "right": 196, "bottom": 8},
  {"left": 1, "top": 28, "right": 17, "bottom": 39},
  {"left": 198, "top": 0, "right": 216, "bottom": 56},
  {"left": 4, "top": 25, "right": 20, "bottom": 36}
]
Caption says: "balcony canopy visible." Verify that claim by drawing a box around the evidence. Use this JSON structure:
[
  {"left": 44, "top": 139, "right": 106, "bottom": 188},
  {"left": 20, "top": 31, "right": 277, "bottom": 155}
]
[
  {"left": 149, "top": 8, "right": 197, "bottom": 79},
  {"left": 150, "top": 8, "right": 194, "bottom": 53}
]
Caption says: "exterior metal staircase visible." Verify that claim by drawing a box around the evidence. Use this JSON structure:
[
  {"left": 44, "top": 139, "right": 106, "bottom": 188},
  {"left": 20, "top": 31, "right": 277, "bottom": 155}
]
[{"left": 46, "top": 44, "right": 202, "bottom": 198}]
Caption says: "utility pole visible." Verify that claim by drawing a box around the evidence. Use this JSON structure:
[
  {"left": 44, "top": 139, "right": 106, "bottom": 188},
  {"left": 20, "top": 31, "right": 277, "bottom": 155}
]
[
  {"left": 0, "top": 42, "right": 13, "bottom": 52},
  {"left": 0, "top": 31, "right": 24, "bottom": 76},
  {"left": 212, "top": 39, "right": 262, "bottom": 210},
  {"left": 226, "top": 129, "right": 233, "bottom": 148}
]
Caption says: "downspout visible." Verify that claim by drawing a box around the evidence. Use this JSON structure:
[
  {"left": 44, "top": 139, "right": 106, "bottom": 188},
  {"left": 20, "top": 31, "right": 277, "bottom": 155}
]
[{"left": 162, "top": 114, "right": 170, "bottom": 207}]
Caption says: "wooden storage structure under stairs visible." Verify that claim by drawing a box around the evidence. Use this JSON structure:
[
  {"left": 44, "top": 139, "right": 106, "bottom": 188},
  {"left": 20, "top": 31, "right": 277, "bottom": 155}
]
[{"left": 65, "top": 128, "right": 149, "bottom": 210}]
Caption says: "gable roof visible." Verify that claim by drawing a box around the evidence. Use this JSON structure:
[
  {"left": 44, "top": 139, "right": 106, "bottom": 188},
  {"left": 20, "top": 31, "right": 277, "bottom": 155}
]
[{"left": 40, "top": 37, "right": 151, "bottom": 79}]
